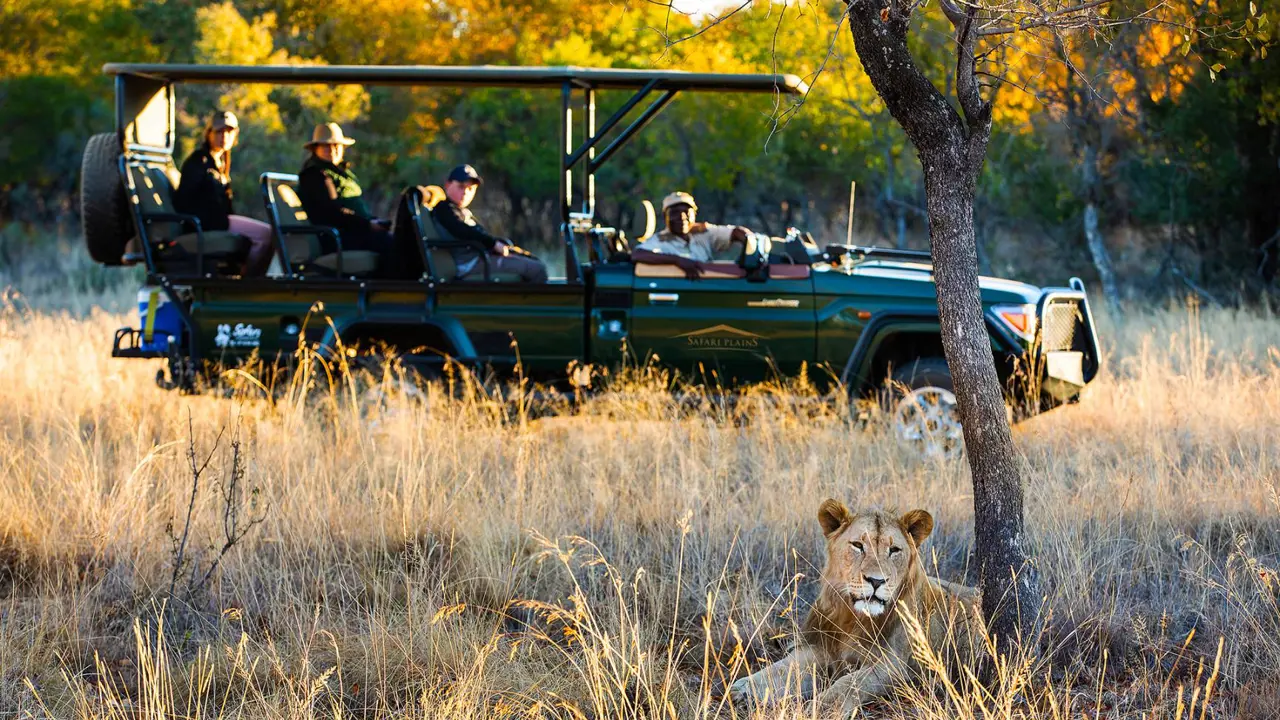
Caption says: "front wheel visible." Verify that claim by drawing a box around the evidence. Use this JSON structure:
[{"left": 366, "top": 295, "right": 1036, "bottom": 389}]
[{"left": 884, "top": 358, "right": 963, "bottom": 460}]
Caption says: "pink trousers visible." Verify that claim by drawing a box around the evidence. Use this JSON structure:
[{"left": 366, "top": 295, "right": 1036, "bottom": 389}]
[{"left": 228, "top": 215, "right": 276, "bottom": 275}]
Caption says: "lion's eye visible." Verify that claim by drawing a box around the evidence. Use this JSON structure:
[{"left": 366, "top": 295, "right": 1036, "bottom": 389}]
[
  {"left": 888, "top": 546, "right": 902, "bottom": 555},
  {"left": 850, "top": 541, "right": 864, "bottom": 552}
]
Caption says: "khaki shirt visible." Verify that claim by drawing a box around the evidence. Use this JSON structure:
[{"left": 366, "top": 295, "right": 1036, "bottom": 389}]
[{"left": 635, "top": 224, "right": 737, "bottom": 263}]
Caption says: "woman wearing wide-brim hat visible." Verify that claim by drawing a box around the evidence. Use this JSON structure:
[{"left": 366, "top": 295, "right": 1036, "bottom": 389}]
[
  {"left": 296, "top": 122, "right": 397, "bottom": 272},
  {"left": 172, "top": 110, "right": 277, "bottom": 275}
]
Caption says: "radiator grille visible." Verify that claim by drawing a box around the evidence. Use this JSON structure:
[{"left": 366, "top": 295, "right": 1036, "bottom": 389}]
[{"left": 1042, "top": 300, "right": 1085, "bottom": 352}]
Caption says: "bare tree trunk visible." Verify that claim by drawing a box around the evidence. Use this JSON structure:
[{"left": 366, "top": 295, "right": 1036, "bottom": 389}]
[
  {"left": 844, "top": 0, "right": 1039, "bottom": 646},
  {"left": 1082, "top": 143, "right": 1122, "bottom": 314},
  {"left": 924, "top": 152, "right": 1038, "bottom": 648}
]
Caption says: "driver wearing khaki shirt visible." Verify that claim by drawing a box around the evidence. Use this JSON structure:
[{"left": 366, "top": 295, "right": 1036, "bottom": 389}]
[{"left": 633, "top": 192, "right": 751, "bottom": 279}]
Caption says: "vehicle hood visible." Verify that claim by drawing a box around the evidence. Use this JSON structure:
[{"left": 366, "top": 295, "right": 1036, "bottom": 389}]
[{"left": 850, "top": 260, "right": 1042, "bottom": 304}]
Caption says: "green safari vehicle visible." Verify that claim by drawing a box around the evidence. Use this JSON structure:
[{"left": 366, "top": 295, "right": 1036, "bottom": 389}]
[{"left": 81, "top": 64, "right": 1100, "bottom": 455}]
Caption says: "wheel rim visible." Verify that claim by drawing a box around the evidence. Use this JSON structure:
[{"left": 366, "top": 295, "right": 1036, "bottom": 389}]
[{"left": 893, "top": 386, "right": 963, "bottom": 460}]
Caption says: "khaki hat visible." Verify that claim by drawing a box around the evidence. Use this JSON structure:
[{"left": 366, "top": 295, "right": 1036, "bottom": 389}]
[
  {"left": 210, "top": 110, "right": 238, "bottom": 130},
  {"left": 305, "top": 122, "right": 356, "bottom": 148},
  {"left": 661, "top": 191, "right": 698, "bottom": 213}
]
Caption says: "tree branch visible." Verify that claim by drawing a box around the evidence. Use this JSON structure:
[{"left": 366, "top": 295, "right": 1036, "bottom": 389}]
[
  {"left": 939, "top": 0, "right": 969, "bottom": 27},
  {"left": 979, "top": 0, "right": 1113, "bottom": 37}
]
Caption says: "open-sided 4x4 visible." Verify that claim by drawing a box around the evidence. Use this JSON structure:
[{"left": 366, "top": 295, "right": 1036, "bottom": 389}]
[{"left": 81, "top": 63, "right": 1100, "bottom": 457}]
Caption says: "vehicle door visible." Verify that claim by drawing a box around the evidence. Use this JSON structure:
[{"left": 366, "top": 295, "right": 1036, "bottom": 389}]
[
  {"left": 627, "top": 262, "right": 816, "bottom": 385},
  {"left": 434, "top": 281, "right": 587, "bottom": 381}
]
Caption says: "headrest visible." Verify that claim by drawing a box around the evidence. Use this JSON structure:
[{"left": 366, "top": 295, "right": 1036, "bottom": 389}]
[{"left": 422, "top": 185, "right": 446, "bottom": 211}]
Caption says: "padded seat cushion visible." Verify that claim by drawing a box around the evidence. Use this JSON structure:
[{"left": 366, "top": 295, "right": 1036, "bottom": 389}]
[
  {"left": 172, "top": 231, "right": 248, "bottom": 256},
  {"left": 313, "top": 251, "right": 380, "bottom": 276}
]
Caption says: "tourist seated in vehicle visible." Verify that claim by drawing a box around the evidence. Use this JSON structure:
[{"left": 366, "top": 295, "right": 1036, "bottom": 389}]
[
  {"left": 296, "top": 123, "right": 401, "bottom": 275},
  {"left": 631, "top": 191, "right": 753, "bottom": 280},
  {"left": 172, "top": 110, "right": 275, "bottom": 275},
  {"left": 430, "top": 164, "right": 549, "bottom": 283}
]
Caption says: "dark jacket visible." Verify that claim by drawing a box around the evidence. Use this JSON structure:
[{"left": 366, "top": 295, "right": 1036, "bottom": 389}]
[
  {"left": 431, "top": 198, "right": 508, "bottom": 267},
  {"left": 297, "top": 154, "right": 376, "bottom": 237},
  {"left": 173, "top": 145, "right": 233, "bottom": 232}
]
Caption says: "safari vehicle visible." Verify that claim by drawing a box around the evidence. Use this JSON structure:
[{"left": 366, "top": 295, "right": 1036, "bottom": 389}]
[{"left": 81, "top": 63, "right": 1100, "bottom": 453}]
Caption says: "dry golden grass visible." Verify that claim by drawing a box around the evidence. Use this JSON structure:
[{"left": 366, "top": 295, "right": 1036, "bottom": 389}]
[{"left": 0, "top": 288, "right": 1277, "bottom": 719}]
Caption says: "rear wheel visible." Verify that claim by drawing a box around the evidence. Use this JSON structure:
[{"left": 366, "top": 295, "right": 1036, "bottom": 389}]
[
  {"left": 80, "top": 133, "right": 132, "bottom": 265},
  {"left": 885, "top": 358, "right": 963, "bottom": 460}
]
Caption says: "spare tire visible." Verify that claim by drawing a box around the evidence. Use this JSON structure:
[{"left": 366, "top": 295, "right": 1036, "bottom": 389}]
[{"left": 80, "top": 132, "right": 132, "bottom": 266}]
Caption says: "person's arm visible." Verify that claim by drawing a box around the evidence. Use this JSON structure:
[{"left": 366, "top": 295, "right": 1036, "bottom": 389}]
[
  {"left": 297, "top": 170, "right": 371, "bottom": 235},
  {"left": 632, "top": 248, "right": 704, "bottom": 280},
  {"left": 433, "top": 203, "right": 509, "bottom": 254},
  {"left": 702, "top": 223, "right": 751, "bottom": 255}
]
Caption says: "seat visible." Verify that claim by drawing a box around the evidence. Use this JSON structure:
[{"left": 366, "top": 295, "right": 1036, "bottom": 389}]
[
  {"left": 261, "top": 173, "right": 378, "bottom": 278},
  {"left": 400, "top": 185, "right": 523, "bottom": 283},
  {"left": 634, "top": 262, "right": 746, "bottom": 279},
  {"left": 122, "top": 161, "right": 248, "bottom": 274}
]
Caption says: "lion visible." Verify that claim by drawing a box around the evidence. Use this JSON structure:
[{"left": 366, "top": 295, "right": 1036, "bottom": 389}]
[{"left": 729, "top": 499, "right": 986, "bottom": 714}]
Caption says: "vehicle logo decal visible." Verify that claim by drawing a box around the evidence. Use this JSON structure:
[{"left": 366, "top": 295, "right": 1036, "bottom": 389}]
[
  {"left": 747, "top": 298, "right": 801, "bottom": 308},
  {"left": 671, "top": 324, "right": 764, "bottom": 351},
  {"left": 214, "top": 323, "right": 263, "bottom": 349}
]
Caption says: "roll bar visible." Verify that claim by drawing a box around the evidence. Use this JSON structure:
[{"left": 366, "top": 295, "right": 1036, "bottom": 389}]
[{"left": 107, "top": 63, "right": 811, "bottom": 282}]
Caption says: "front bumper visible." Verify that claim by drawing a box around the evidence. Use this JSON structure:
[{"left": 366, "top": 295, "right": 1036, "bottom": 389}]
[{"left": 1037, "top": 277, "right": 1102, "bottom": 403}]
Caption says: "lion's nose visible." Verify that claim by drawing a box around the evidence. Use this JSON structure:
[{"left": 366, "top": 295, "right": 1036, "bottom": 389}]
[{"left": 865, "top": 576, "right": 886, "bottom": 591}]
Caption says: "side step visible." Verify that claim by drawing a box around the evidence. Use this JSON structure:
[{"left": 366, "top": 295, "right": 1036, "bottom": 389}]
[{"left": 111, "top": 327, "right": 168, "bottom": 359}]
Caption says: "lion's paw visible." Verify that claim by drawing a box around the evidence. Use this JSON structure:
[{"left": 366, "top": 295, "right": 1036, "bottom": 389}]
[{"left": 727, "top": 676, "right": 756, "bottom": 705}]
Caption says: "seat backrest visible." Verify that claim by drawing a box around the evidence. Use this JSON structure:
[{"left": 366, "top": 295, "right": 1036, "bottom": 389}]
[
  {"left": 392, "top": 187, "right": 428, "bottom": 275},
  {"left": 419, "top": 185, "right": 463, "bottom": 279},
  {"left": 123, "top": 160, "right": 181, "bottom": 242},
  {"left": 263, "top": 173, "right": 309, "bottom": 226},
  {"left": 261, "top": 173, "right": 323, "bottom": 271},
  {"left": 392, "top": 185, "right": 459, "bottom": 280}
]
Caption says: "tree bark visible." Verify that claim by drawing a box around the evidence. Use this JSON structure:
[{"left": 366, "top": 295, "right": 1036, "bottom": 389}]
[
  {"left": 1081, "top": 143, "right": 1122, "bottom": 315},
  {"left": 844, "top": 0, "right": 1039, "bottom": 646}
]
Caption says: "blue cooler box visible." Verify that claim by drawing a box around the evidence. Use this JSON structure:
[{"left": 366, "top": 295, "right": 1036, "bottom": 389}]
[{"left": 137, "top": 287, "right": 183, "bottom": 353}]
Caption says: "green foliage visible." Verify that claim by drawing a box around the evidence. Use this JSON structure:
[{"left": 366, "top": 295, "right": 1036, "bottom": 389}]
[{"left": 1, "top": 0, "right": 1277, "bottom": 291}]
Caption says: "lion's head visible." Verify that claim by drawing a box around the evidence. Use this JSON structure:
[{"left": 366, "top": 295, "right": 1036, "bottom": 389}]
[{"left": 816, "top": 499, "right": 933, "bottom": 618}]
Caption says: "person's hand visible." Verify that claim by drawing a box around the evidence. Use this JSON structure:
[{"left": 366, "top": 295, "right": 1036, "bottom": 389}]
[
  {"left": 492, "top": 242, "right": 511, "bottom": 257},
  {"left": 731, "top": 226, "right": 751, "bottom": 244},
  {"left": 677, "top": 257, "right": 704, "bottom": 281}
]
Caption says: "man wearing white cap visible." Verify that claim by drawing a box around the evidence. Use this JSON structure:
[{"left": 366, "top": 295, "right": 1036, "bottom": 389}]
[{"left": 632, "top": 191, "right": 752, "bottom": 280}]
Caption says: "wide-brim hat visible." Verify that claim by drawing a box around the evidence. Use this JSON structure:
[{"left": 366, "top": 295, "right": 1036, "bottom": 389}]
[
  {"left": 210, "top": 110, "right": 238, "bottom": 131},
  {"left": 304, "top": 122, "right": 356, "bottom": 148},
  {"left": 661, "top": 191, "right": 698, "bottom": 213}
]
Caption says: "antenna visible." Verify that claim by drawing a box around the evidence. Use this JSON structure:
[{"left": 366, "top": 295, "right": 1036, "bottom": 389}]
[{"left": 846, "top": 180, "right": 857, "bottom": 245}]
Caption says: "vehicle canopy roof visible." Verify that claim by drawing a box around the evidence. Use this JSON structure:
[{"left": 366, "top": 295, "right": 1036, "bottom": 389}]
[
  {"left": 108, "top": 63, "right": 810, "bottom": 281},
  {"left": 104, "top": 63, "right": 809, "bottom": 94}
]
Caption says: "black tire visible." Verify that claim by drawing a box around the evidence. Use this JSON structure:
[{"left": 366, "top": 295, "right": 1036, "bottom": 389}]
[
  {"left": 889, "top": 357, "right": 954, "bottom": 396},
  {"left": 80, "top": 132, "right": 132, "bottom": 266}
]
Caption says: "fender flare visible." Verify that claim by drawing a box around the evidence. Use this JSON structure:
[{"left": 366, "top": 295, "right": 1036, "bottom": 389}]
[
  {"left": 321, "top": 317, "right": 477, "bottom": 362},
  {"left": 840, "top": 310, "right": 1027, "bottom": 394},
  {"left": 839, "top": 310, "right": 942, "bottom": 392}
]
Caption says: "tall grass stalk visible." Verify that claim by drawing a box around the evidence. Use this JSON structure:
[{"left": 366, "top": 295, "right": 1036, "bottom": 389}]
[{"left": 0, "top": 294, "right": 1277, "bottom": 718}]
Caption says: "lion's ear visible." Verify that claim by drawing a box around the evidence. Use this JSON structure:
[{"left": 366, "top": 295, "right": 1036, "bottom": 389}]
[
  {"left": 817, "top": 498, "right": 852, "bottom": 537},
  {"left": 901, "top": 509, "right": 934, "bottom": 547}
]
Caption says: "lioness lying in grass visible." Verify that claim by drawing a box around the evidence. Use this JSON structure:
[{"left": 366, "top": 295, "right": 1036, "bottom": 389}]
[{"left": 730, "top": 500, "right": 985, "bottom": 714}]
